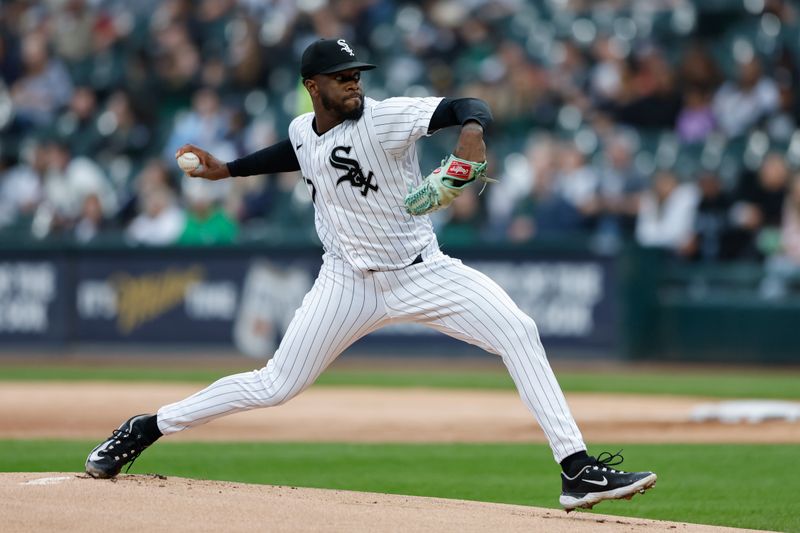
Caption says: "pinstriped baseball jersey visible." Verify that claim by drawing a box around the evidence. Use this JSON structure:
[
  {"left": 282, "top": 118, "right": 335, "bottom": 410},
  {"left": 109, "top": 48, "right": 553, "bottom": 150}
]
[
  {"left": 288, "top": 96, "right": 443, "bottom": 271},
  {"left": 155, "top": 94, "right": 588, "bottom": 465}
]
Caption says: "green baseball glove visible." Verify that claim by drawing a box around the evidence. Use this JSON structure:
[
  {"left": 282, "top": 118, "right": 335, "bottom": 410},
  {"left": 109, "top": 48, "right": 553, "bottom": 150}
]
[{"left": 404, "top": 154, "right": 494, "bottom": 216}]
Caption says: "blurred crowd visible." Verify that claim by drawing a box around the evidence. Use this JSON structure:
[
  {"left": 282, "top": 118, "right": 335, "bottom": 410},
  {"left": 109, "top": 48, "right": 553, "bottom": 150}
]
[{"left": 3, "top": 0, "right": 800, "bottom": 273}]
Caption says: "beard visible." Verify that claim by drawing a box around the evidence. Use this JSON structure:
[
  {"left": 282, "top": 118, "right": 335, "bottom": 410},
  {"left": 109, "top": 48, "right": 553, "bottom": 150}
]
[{"left": 320, "top": 92, "right": 364, "bottom": 121}]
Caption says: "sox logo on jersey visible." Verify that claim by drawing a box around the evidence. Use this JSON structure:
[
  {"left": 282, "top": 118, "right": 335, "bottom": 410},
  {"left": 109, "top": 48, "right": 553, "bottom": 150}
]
[{"left": 329, "top": 146, "right": 378, "bottom": 196}]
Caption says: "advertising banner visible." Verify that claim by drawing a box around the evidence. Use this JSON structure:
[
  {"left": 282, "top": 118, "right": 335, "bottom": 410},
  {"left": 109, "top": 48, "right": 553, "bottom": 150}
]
[
  {"left": 74, "top": 255, "right": 317, "bottom": 351},
  {"left": 0, "top": 259, "right": 66, "bottom": 343},
  {"left": 0, "top": 248, "right": 617, "bottom": 355}
]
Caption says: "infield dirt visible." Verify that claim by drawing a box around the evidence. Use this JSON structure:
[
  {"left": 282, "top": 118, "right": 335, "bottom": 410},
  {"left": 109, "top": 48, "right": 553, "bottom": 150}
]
[{"left": 0, "top": 382, "right": 797, "bottom": 443}]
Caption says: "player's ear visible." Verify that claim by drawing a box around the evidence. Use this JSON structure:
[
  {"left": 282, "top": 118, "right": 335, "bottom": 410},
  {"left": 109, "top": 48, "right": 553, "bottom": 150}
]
[{"left": 303, "top": 78, "right": 317, "bottom": 97}]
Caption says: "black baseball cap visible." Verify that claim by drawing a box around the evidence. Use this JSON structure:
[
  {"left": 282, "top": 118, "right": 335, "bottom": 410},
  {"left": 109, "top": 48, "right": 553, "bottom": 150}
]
[{"left": 301, "top": 38, "right": 376, "bottom": 79}]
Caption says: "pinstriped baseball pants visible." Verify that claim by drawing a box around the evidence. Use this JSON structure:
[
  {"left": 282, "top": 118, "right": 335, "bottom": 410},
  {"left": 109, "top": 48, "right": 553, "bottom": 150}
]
[{"left": 157, "top": 247, "right": 587, "bottom": 463}]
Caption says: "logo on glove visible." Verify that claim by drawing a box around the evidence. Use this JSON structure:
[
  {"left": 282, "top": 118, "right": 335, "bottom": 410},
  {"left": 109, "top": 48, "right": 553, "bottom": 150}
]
[{"left": 447, "top": 160, "right": 472, "bottom": 180}]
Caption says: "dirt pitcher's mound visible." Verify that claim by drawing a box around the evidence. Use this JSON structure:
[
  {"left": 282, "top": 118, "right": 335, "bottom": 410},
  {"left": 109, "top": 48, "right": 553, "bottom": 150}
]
[{"left": 2, "top": 473, "right": 762, "bottom": 533}]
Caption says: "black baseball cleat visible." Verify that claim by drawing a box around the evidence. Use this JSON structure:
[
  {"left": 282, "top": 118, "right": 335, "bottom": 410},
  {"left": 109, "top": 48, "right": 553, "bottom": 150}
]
[
  {"left": 85, "top": 414, "right": 157, "bottom": 479},
  {"left": 559, "top": 451, "right": 657, "bottom": 512}
]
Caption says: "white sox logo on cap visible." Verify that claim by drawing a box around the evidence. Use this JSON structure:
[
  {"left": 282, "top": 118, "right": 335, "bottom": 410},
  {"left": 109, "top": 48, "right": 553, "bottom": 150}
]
[
  {"left": 337, "top": 39, "right": 355, "bottom": 56},
  {"left": 300, "top": 38, "right": 375, "bottom": 78}
]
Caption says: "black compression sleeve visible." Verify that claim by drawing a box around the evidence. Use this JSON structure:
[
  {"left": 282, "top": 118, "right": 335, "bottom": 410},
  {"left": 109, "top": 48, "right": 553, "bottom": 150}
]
[
  {"left": 225, "top": 138, "right": 301, "bottom": 177},
  {"left": 428, "top": 97, "right": 493, "bottom": 134}
]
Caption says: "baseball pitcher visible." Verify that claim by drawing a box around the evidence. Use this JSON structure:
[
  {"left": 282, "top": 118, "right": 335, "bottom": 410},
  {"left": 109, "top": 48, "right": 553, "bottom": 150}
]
[{"left": 85, "top": 38, "right": 656, "bottom": 512}]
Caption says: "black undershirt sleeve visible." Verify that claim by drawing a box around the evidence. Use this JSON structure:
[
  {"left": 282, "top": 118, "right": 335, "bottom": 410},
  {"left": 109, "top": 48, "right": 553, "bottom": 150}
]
[
  {"left": 226, "top": 100, "right": 491, "bottom": 176},
  {"left": 225, "top": 138, "right": 301, "bottom": 177},
  {"left": 428, "top": 97, "right": 493, "bottom": 134}
]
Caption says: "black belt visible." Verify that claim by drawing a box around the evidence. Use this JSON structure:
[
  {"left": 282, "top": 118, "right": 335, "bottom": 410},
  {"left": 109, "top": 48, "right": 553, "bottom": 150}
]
[{"left": 369, "top": 254, "right": 423, "bottom": 272}]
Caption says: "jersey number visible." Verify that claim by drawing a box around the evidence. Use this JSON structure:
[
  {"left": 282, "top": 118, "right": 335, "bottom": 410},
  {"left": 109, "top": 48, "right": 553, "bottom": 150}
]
[{"left": 303, "top": 176, "right": 317, "bottom": 204}]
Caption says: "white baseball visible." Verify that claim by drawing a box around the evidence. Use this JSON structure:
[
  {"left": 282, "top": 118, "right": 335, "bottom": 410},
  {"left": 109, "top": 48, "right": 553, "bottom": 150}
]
[{"left": 177, "top": 152, "right": 201, "bottom": 173}]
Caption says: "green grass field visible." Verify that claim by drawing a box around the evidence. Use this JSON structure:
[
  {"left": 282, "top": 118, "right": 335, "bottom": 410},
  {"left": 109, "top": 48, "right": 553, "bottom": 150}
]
[
  {"left": 1, "top": 440, "right": 798, "bottom": 532},
  {"left": 2, "top": 363, "right": 799, "bottom": 531},
  {"left": 1, "top": 364, "right": 799, "bottom": 399}
]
